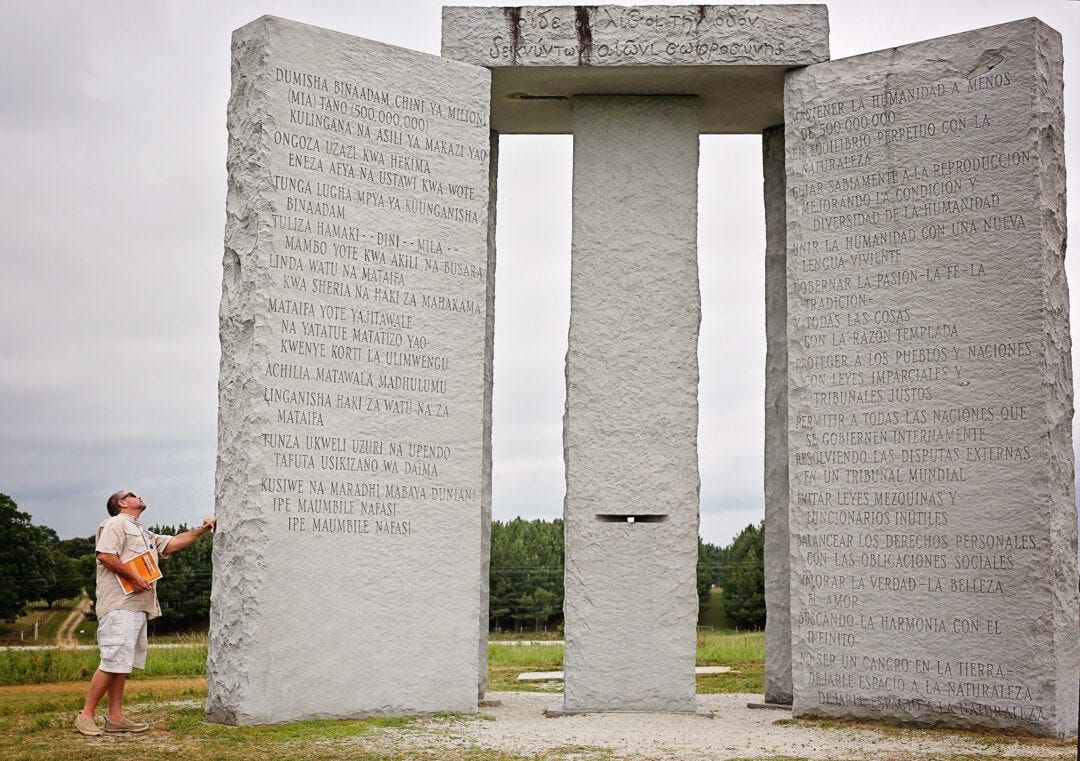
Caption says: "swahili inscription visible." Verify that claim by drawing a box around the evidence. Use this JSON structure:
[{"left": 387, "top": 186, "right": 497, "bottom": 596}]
[
  {"left": 784, "top": 21, "right": 1073, "bottom": 736},
  {"left": 209, "top": 15, "right": 491, "bottom": 725},
  {"left": 258, "top": 60, "right": 489, "bottom": 539}
]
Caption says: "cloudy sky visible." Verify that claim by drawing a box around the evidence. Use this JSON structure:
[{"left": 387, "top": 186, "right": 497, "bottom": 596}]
[{"left": 1, "top": 0, "right": 1077, "bottom": 546}]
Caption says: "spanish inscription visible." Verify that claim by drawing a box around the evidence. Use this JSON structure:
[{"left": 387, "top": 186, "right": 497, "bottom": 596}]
[{"left": 785, "top": 22, "right": 1072, "bottom": 736}]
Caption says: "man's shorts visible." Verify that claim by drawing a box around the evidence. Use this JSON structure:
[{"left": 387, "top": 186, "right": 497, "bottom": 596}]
[{"left": 96, "top": 609, "right": 148, "bottom": 674}]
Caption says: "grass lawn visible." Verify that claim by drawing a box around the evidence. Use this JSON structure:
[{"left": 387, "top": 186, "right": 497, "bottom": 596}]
[
  {"left": 0, "top": 643, "right": 209, "bottom": 687},
  {"left": 696, "top": 630, "right": 765, "bottom": 694},
  {"left": 488, "top": 642, "right": 564, "bottom": 692},
  {"left": 487, "top": 631, "right": 767, "bottom": 693},
  {"left": 488, "top": 629, "right": 563, "bottom": 641},
  {"left": 0, "top": 634, "right": 1074, "bottom": 761},
  {"left": 0, "top": 679, "right": 541, "bottom": 761},
  {"left": 1, "top": 632, "right": 765, "bottom": 691},
  {"left": 697, "top": 586, "right": 731, "bottom": 630}
]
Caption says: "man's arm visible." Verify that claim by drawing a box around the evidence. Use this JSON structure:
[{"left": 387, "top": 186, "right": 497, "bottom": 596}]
[
  {"left": 163, "top": 518, "right": 216, "bottom": 555},
  {"left": 97, "top": 552, "right": 153, "bottom": 593}
]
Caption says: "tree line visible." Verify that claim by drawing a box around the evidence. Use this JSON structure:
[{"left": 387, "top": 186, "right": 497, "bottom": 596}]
[
  {"left": 490, "top": 517, "right": 765, "bottom": 631},
  {"left": 0, "top": 494, "right": 92, "bottom": 621},
  {"left": 0, "top": 493, "right": 765, "bottom": 632},
  {"left": 0, "top": 493, "right": 213, "bottom": 632}
]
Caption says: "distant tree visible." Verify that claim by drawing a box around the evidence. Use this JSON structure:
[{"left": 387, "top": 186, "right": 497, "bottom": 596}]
[
  {"left": 720, "top": 522, "right": 766, "bottom": 630},
  {"left": 699, "top": 539, "right": 727, "bottom": 588},
  {"left": 489, "top": 518, "right": 563, "bottom": 631},
  {"left": 696, "top": 538, "right": 717, "bottom": 612},
  {"left": 55, "top": 536, "right": 95, "bottom": 559},
  {"left": 0, "top": 494, "right": 56, "bottom": 621},
  {"left": 54, "top": 535, "right": 98, "bottom": 606},
  {"left": 76, "top": 554, "right": 98, "bottom": 614},
  {"left": 43, "top": 550, "right": 85, "bottom": 608},
  {"left": 148, "top": 524, "right": 214, "bottom": 632},
  {"left": 39, "top": 525, "right": 60, "bottom": 545}
]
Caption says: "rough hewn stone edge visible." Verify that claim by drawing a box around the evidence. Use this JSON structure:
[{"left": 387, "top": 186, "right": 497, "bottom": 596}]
[
  {"left": 782, "top": 17, "right": 1076, "bottom": 738},
  {"left": 762, "top": 124, "right": 792, "bottom": 706},
  {"left": 1031, "top": 19, "right": 1079, "bottom": 739},
  {"left": 478, "top": 131, "right": 499, "bottom": 700},
  {"left": 205, "top": 15, "right": 277, "bottom": 726}
]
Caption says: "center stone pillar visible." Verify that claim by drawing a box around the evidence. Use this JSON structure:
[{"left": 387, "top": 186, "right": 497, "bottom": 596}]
[{"left": 563, "top": 95, "right": 701, "bottom": 713}]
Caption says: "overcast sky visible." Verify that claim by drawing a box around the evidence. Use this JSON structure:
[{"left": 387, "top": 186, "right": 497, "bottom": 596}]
[{"left": 1, "top": 0, "right": 1077, "bottom": 547}]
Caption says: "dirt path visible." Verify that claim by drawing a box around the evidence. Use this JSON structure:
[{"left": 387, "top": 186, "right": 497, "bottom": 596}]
[{"left": 55, "top": 598, "right": 90, "bottom": 647}]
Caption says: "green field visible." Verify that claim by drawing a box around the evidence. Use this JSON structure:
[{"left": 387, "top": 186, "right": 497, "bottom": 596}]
[
  {"left": 0, "top": 633, "right": 766, "bottom": 761},
  {"left": 697, "top": 586, "right": 731, "bottom": 629},
  {"left": 0, "top": 631, "right": 765, "bottom": 690}
]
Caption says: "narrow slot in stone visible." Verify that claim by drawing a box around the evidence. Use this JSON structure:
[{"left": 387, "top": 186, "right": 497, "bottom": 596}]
[{"left": 594, "top": 514, "right": 667, "bottom": 523}]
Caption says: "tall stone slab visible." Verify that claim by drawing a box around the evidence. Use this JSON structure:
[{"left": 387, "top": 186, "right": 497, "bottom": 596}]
[
  {"left": 763, "top": 124, "right": 792, "bottom": 706},
  {"left": 563, "top": 95, "right": 700, "bottom": 712},
  {"left": 785, "top": 19, "right": 1078, "bottom": 736},
  {"left": 208, "top": 16, "right": 492, "bottom": 724}
]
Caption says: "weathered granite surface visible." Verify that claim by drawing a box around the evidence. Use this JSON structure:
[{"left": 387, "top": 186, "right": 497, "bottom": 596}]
[
  {"left": 441, "top": 5, "right": 829, "bottom": 133},
  {"left": 208, "top": 15, "right": 492, "bottom": 724},
  {"left": 562, "top": 96, "right": 700, "bottom": 712},
  {"left": 442, "top": 5, "right": 827, "bottom": 67},
  {"left": 762, "top": 124, "right": 792, "bottom": 706},
  {"left": 784, "top": 18, "right": 1077, "bottom": 737}
]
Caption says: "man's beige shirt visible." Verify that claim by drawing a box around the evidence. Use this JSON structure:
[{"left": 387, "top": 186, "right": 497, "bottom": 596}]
[{"left": 95, "top": 514, "right": 172, "bottom": 620}]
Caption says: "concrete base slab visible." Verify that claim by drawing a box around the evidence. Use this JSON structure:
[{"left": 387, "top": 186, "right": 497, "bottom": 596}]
[
  {"left": 546, "top": 705, "right": 715, "bottom": 718},
  {"left": 518, "top": 671, "right": 565, "bottom": 682},
  {"left": 519, "top": 666, "right": 736, "bottom": 682},
  {"left": 747, "top": 701, "right": 794, "bottom": 711}
]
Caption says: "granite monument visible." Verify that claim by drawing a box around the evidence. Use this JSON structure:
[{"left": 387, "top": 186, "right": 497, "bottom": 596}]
[{"left": 208, "top": 4, "right": 1077, "bottom": 738}]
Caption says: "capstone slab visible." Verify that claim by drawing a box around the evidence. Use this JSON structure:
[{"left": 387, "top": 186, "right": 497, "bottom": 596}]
[
  {"left": 784, "top": 18, "right": 1078, "bottom": 737},
  {"left": 441, "top": 5, "right": 829, "bottom": 133},
  {"left": 208, "top": 15, "right": 492, "bottom": 724}
]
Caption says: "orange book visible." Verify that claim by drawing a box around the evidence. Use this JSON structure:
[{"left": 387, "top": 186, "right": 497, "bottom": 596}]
[{"left": 117, "top": 551, "right": 163, "bottom": 595}]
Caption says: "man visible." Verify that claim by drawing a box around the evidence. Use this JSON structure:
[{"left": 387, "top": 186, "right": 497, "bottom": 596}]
[{"left": 75, "top": 490, "right": 215, "bottom": 736}]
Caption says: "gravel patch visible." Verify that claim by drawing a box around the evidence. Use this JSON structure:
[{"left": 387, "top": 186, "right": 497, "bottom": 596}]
[{"left": 376, "top": 692, "right": 1076, "bottom": 760}]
